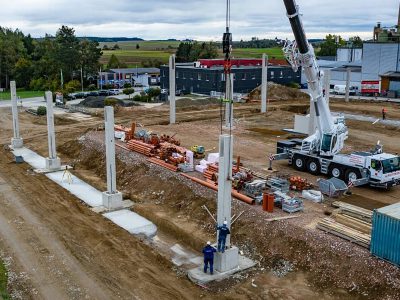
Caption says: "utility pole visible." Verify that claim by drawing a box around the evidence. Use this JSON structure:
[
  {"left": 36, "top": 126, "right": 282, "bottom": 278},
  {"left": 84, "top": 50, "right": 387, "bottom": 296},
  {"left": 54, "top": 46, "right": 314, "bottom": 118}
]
[{"left": 81, "top": 67, "right": 84, "bottom": 92}]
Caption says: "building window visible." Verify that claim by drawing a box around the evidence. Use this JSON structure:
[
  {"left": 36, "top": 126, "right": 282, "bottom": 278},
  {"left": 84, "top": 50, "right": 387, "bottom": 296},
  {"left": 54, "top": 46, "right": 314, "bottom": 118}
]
[
  {"left": 280, "top": 71, "right": 283, "bottom": 78},
  {"left": 206, "top": 74, "right": 210, "bottom": 81},
  {"left": 183, "top": 72, "right": 186, "bottom": 79},
  {"left": 221, "top": 73, "right": 226, "bottom": 81},
  {"left": 176, "top": 71, "right": 179, "bottom": 78},
  {"left": 271, "top": 71, "right": 274, "bottom": 78},
  {"left": 251, "top": 73, "right": 256, "bottom": 80},
  {"left": 241, "top": 73, "right": 247, "bottom": 80},
  {"left": 198, "top": 73, "right": 202, "bottom": 80}
]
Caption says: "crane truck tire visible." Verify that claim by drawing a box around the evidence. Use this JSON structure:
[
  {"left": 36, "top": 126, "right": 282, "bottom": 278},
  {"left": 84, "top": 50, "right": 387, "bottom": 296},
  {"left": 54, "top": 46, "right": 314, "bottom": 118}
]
[
  {"left": 329, "top": 165, "right": 344, "bottom": 179},
  {"left": 307, "top": 158, "right": 320, "bottom": 175},
  {"left": 293, "top": 155, "right": 306, "bottom": 171},
  {"left": 345, "top": 169, "right": 361, "bottom": 182}
]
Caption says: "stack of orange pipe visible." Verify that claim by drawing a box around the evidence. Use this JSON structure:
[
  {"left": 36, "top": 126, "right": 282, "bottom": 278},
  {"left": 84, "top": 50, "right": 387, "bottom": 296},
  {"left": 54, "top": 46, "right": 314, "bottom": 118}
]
[
  {"left": 148, "top": 157, "right": 178, "bottom": 172},
  {"left": 181, "top": 174, "right": 254, "bottom": 205},
  {"left": 126, "top": 140, "right": 156, "bottom": 156}
]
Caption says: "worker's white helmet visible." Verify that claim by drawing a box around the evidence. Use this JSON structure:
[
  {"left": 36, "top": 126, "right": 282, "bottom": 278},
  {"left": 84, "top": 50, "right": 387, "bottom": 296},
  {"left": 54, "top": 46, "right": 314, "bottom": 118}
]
[
  {"left": 207, "top": 241, "right": 211, "bottom": 245},
  {"left": 223, "top": 220, "right": 228, "bottom": 225}
]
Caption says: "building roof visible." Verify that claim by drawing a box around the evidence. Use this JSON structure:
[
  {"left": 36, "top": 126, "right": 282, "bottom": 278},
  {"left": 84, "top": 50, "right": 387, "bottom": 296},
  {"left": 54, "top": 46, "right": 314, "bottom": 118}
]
[
  {"left": 198, "top": 58, "right": 289, "bottom": 68},
  {"left": 377, "top": 202, "right": 400, "bottom": 220},
  {"left": 331, "top": 66, "right": 362, "bottom": 73},
  {"left": 110, "top": 68, "right": 160, "bottom": 75},
  {"left": 380, "top": 71, "right": 400, "bottom": 78}
]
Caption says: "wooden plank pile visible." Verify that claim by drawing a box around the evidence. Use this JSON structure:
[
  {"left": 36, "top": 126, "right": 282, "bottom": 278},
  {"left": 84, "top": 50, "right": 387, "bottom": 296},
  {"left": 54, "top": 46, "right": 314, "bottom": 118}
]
[
  {"left": 126, "top": 140, "right": 156, "bottom": 156},
  {"left": 317, "top": 201, "right": 373, "bottom": 248}
]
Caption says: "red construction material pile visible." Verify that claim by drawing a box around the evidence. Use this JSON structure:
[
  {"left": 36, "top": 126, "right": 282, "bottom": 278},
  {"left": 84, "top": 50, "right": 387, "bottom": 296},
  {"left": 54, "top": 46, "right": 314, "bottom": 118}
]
[
  {"left": 289, "top": 176, "right": 313, "bottom": 191},
  {"left": 126, "top": 140, "right": 156, "bottom": 156}
]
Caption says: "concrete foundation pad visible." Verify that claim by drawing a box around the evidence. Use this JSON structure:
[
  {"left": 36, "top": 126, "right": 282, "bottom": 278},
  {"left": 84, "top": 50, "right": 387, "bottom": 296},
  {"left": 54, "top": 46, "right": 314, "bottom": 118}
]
[
  {"left": 34, "top": 165, "right": 72, "bottom": 174},
  {"left": 92, "top": 199, "right": 133, "bottom": 214},
  {"left": 45, "top": 157, "right": 61, "bottom": 171},
  {"left": 215, "top": 246, "right": 239, "bottom": 272},
  {"left": 103, "top": 209, "right": 157, "bottom": 238},
  {"left": 11, "top": 138, "right": 23, "bottom": 149},
  {"left": 188, "top": 254, "right": 256, "bottom": 285},
  {"left": 102, "top": 191, "right": 123, "bottom": 210}
]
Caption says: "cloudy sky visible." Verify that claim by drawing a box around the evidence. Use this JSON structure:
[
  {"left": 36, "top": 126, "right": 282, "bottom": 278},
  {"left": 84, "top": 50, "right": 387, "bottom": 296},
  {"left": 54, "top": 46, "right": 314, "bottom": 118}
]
[{"left": 1, "top": 0, "right": 399, "bottom": 40}]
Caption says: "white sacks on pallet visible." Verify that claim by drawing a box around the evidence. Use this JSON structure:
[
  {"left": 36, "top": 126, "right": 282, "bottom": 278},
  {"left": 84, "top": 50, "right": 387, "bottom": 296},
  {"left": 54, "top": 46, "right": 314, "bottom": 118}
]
[
  {"left": 195, "top": 165, "right": 207, "bottom": 173},
  {"left": 207, "top": 153, "right": 219, "bottom": 164},
  {"left": 302, "top": 190, "right": 323, "bottom": 203}
]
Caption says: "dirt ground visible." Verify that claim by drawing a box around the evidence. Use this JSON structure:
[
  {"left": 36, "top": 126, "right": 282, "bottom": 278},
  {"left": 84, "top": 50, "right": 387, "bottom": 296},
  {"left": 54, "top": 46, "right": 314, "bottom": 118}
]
[{"left": 0, "top": 92, "right": 399, "bottom": 299}]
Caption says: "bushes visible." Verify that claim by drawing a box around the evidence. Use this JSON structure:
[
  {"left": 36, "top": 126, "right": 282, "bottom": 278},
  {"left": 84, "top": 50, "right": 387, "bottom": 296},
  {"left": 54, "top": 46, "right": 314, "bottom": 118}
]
[
  {"left": 37, "top": 106, "right": 47, "bottom": 115},
  {"left": 102, "top": 83, "right": 114, "bottom": 90},
  {"left": 123, "top": 83, "right": 132, "bottom": 88},
  {"left": 104, "top": 98, "right": 118, "bottom": 107},
  {"left": 65, "top": 80, "right": 81, "bottom": 93},
  {"left": 88, "top": 84, "right": 96, "bottom": 91},
  {"left": 123, "top": 88, "right": 135, "bottom": 99},
  {"left": 133, "top": 94, "right": 150, "bottom": 102}
]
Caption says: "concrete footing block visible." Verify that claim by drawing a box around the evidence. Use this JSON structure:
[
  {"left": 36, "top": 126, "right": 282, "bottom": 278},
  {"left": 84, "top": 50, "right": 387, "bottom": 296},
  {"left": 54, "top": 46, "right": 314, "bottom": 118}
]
[
  {"left": 45, "top": 157, "right": 61, "bottom": 171},
  {"left": 215, "top": 246, "right": 239, "bottom": 273},
  {"left": 102, "top": 191, "right": 123, "bottom": 210},
  {"left": 11, "top": 138, "right": 23, "bottom": 149}
]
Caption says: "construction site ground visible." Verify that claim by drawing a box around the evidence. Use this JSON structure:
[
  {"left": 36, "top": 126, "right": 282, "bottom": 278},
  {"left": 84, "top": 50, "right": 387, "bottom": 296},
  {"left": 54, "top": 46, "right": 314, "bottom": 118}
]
[{"left": 0, "top": 91, "right": 399, "bottom": 299}]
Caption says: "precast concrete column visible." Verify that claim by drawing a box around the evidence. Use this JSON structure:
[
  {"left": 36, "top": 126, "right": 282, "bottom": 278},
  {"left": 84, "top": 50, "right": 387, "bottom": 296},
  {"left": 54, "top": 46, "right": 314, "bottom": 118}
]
[
  {"left": 45, "top": 91, "right": 61, "bottom": 170},
  {"left": 345, "top": 68, "right": 351, "bottom": 103},
  {"left": 324, "top": 69, "right": 331, "bottom": 105},
  {"left": 169, "top": 54, "right": 176, "bottom": 124},
  {"left": 102, "top": 106, "right": 123, "bottom": 210},
  {"left": 10, "top": 81, "right": 23, "bottom": 148},
  {"left": 224, "top": 74, "right": 234, "bottom": 129},
  {"left": 261, "top": 53, "right": 268, "bottom": 113},
  {"left": 217, "top": 134, "right": 233, "bottom": 247}
]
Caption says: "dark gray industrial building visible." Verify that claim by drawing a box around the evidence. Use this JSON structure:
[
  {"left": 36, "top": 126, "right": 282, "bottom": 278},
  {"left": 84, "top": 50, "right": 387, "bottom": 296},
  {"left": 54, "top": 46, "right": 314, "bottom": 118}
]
[{"left": 159, "top": 59, "right": 301, "bottom": 95}]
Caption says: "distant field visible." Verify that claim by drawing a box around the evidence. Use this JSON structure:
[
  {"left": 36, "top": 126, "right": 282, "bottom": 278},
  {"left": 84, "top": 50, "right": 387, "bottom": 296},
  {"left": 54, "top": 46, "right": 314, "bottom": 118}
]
[
  {"left": 99, "top": 41, "right": 284, "bottom": 68},
  {"left": 0, "top": 90, "right": 44, "bottom": 100}
]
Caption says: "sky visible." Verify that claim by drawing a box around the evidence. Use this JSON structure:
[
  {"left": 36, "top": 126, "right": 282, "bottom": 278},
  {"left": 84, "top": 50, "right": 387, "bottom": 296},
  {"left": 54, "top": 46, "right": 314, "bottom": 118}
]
[{"left": 0, "top": 0, "right": 399, "bottom": 40}]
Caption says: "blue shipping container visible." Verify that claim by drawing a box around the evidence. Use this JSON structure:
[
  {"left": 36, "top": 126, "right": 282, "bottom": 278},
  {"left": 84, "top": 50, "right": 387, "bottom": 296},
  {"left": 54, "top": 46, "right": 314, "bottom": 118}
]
[{"left": 371, "top": 203, "right": 400, "bottom": 266}]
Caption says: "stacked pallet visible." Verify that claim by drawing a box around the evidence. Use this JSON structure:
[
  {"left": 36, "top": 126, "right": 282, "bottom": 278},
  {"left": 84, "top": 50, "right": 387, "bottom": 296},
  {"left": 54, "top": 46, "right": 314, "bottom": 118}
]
[
  {"left": 317, "top": 218, "right": 371, "bottom": 248},
  {"left": 147, "top": 157, "right": 178, "bottom": 172},
  {"left": 332, "top": 213, "right": 372, "bottom": 234},
  {"left": 126, "top": 140, "right": 156, "bottom": 156}
]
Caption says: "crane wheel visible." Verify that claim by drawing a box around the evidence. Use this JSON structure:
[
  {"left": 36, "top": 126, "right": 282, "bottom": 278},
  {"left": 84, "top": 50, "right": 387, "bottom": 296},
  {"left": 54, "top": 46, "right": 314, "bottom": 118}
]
[
  {"left": 307, "top": 159, "right": 320, "bottom": 175},
  {"left": 293, "top": 155, "right": 306, "bottom": 171}
]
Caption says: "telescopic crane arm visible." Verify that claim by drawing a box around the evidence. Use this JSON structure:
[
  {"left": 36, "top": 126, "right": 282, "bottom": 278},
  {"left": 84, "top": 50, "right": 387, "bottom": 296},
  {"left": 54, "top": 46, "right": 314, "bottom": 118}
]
[{"left": 282, "top": 0, "right": 348, "bottom": 157}]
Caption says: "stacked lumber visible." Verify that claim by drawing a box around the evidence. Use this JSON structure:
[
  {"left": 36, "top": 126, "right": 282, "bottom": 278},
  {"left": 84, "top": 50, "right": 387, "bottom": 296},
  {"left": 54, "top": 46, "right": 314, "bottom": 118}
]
[
  {"left": 332, "top": 201, "right": 373, "bottom": 223},
  {"left": 332, "top": 213, "right": 372, "bottom": 234},
  {"left": 147, "top": 158, "right": 178, "bottom": 172},
  {"left": 317, "top": 218, "right": 371, "bottom": 248},
  {"left": 126, "top": 140, "right": 156, "bottom": 156}
]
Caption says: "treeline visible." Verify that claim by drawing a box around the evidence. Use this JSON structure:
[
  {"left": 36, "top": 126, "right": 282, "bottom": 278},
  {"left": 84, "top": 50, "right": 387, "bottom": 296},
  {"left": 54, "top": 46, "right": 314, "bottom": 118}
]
[
  {"left": 0, "top": 26, "right": 102, "bottom": 91},
  {"left": 233, "top": 38, "right": 280, "bottom": 48},
  {"left": 176, "top": 41, "right": 218, "bottom": 62}
]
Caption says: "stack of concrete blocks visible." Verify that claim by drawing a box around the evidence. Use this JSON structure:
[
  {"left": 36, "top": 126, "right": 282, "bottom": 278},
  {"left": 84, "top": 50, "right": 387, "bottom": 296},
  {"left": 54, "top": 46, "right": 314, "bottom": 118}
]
[
  {"left": 102, "top": 106, "right": 123, "bottom": 210},
  {"left": 45, "top": 91, "right": 61, "bottom": 171},
  {"left": 10, "top": 81, "right": 23, "bottom": 149}
]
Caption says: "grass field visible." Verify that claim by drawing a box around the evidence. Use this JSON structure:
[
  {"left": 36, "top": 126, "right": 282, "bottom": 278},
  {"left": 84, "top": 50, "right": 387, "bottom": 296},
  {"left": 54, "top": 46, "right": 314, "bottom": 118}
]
[
  {"left": 0, "top": 259, "right": 10, "bottom": 300},
  {"left": 0, "top": 90, "right": 45, "bottom": 100},
  {"left": 99, "top": 41, "right": 284, "bottom": 68}
]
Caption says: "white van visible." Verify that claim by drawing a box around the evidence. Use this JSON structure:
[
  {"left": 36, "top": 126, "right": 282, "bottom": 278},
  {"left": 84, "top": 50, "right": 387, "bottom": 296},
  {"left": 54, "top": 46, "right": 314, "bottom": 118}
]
[{"left": 333, "top": 85, "right": 358, "bottom": 95}]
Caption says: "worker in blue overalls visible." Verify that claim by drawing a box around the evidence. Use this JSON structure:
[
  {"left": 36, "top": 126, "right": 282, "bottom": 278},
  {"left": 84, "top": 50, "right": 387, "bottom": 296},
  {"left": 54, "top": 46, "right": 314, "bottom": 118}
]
[
  {"left": 217, "top": 220, "right": 231, "bottom": 253},
  {"left": 202, "top": 241, "right": 216, "bottom": 274}
]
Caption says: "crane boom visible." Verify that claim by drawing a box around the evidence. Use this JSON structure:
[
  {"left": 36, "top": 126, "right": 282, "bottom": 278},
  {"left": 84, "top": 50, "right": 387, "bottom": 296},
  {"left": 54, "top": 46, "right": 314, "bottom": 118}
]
[{"left": 282, "top": 0, "right": 348, "bottom": 157}]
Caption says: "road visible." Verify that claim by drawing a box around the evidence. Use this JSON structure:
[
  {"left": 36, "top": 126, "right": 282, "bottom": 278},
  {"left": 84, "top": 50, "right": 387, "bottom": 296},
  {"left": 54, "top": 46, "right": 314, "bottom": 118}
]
[{"left": 0, "top": 97, "right": 45, "bottom": 108}]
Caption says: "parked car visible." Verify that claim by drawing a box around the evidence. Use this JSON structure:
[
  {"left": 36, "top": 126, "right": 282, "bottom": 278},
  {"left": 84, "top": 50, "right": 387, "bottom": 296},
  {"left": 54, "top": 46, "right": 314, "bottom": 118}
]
[
  {"left": 88, "top": 91, "right": 99, "bottom": 97},
  {"left": 176, "top": 89, "right": 190, "bottom": 96},
  {"left": 109, "top": 89, "right": 120, "bottom": 95},
  {"left": 99, "top": 90, "right": 110, "bottom": 96},
  {"left": 74, "top": 92, "right": 86, "bottom": 99},
  {"left": 134, "top": 82, "right": 144, "bottom": 87},
  {"left": 65, "top": 93, "right": 76, "bottom": 100},
  {"left": 161, "top": 89, "right": 168, "bottom": 94}
]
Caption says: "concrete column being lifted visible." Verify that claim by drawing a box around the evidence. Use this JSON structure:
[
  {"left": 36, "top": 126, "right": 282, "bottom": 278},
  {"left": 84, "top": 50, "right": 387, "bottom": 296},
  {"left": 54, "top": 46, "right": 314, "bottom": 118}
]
[
  {"left": 102, "top": 106, "right": 123, "bottom": 210},
  {"left": 345, "top": 68, "right": 351, "bottom": 103},
  {"left": 45, "top": 91, "right": 61, "bottom": 170},
  {"left": 215, "top": 134, "right": 239, "bottom": 273},
  {"left": 224, "top": 74, "right": 234, "bottom": 129},
  {"left": 261, "top": 53, "right": 268, "bottom": 113},
  {"left": 324, "top": 69, "right": 331, "bottom": 105},
  {"left": 169, "top": 54, "right": 176, "bottom": 124},
  {"left": 10, "top": 81, "right": 23, "bottom": 149}
]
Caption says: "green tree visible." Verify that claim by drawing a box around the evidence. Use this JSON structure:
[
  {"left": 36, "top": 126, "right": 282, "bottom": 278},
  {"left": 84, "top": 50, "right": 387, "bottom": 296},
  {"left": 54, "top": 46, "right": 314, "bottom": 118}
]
[
  {"left": 123, "top": 87, "right": 135, "bottom": 99},
  {"left": 65, "top": 80, "right": 81, "bottom": 93},
  {"left": 176, "top": 41, "right": 218, "bottom": 62},
  {"left": 136, "top": 44, "right": 140, "bottom": 50},
  {"left": 14, "top": 57, "right": 32, "bottom": 88},
  {"left": 54, "top": 26, "right": 80, "bottom": 82},
  {"left": 107, "top": 54, "right": 126, "bottom": 69},
  {"left": 348, "top": 36, "right": 363, "bottom": 48},
  {"left": 317, "top": 34, "right": 345, "bottom": 57},
  {"left": 147, "top": 88, "right": 161, "bottom": 101}
]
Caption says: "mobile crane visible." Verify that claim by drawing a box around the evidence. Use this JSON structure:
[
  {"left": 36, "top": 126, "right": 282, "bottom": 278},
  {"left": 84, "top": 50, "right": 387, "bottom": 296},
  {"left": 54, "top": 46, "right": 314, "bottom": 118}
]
[{"left": 271, "top": 0, "right": 400, "bottom": 189}]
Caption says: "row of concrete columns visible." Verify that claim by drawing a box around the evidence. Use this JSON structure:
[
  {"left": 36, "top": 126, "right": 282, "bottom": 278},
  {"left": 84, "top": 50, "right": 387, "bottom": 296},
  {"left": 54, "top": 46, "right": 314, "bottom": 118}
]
[{"left": 10, "top": 81, "right": 121, "bottom": 210}]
